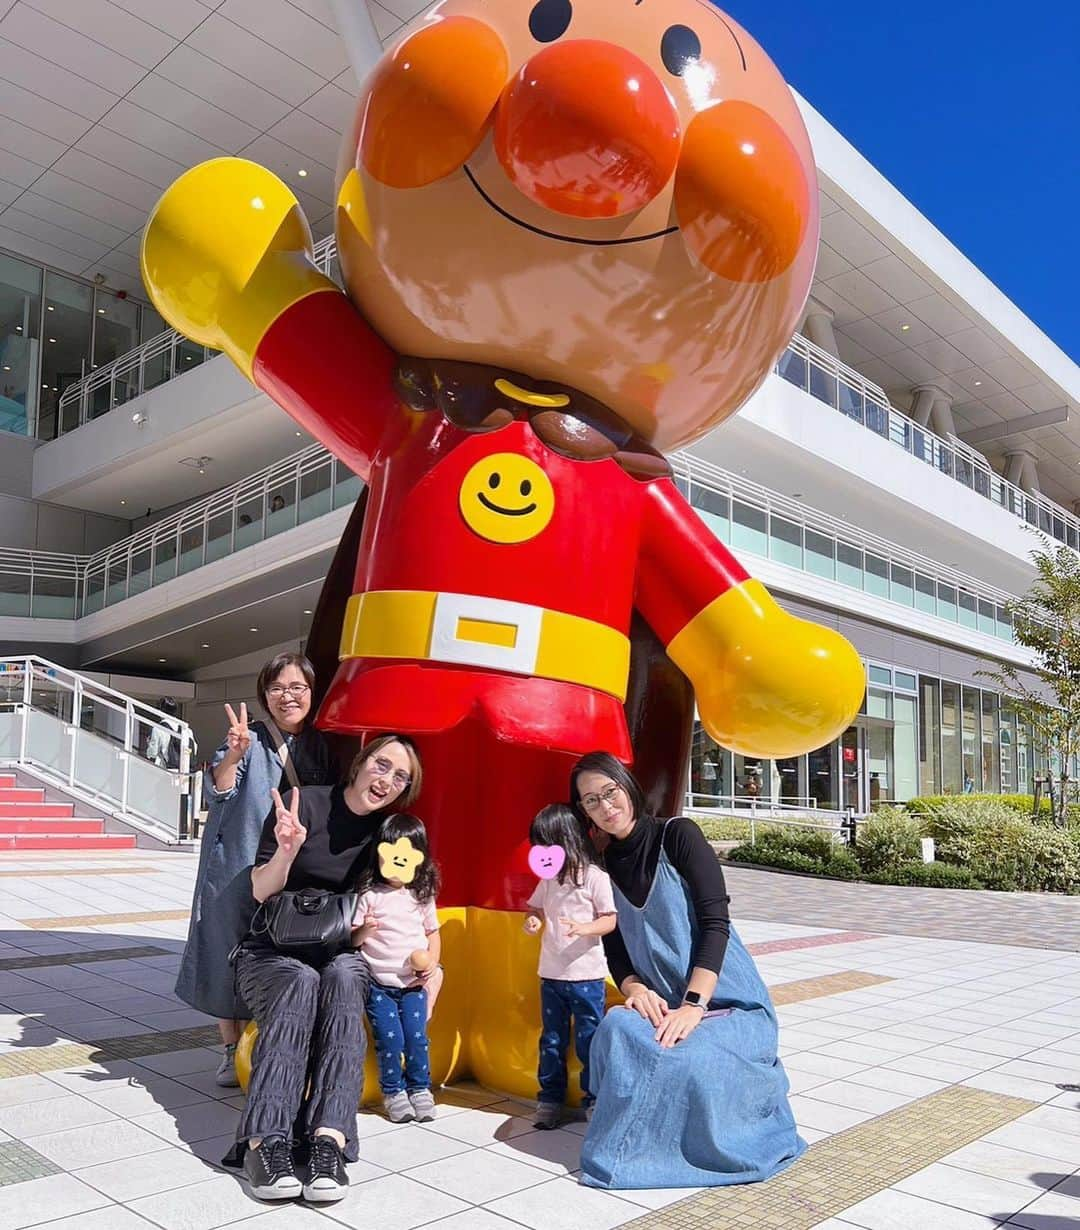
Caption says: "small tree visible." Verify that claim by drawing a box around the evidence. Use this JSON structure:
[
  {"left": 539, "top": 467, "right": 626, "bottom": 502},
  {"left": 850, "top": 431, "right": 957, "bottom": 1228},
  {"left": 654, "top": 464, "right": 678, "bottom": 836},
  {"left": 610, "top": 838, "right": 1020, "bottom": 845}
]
[{"left": 979, "top": 536, "right": 1080, "bottom": 828}]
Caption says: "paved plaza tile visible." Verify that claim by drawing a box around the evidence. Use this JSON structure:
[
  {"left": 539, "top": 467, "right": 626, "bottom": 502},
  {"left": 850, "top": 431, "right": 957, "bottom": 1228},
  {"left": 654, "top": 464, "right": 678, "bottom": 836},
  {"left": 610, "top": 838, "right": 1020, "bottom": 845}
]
[{"left": 0, "top": 849, "right": 1075, "bottom": 1229}]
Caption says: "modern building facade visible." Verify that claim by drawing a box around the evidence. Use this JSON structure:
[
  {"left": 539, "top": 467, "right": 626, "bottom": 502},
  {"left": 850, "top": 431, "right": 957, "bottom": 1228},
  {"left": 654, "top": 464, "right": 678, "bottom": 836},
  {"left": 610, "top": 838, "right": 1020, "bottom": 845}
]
[{"left": 0, "top": 1, "right": 1076, "bottom": 827}]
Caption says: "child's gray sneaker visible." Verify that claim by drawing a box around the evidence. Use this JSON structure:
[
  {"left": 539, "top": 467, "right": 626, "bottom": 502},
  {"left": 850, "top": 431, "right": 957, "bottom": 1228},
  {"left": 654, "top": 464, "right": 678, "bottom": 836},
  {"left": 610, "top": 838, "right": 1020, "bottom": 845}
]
[
  {"left": 215, "top": 1043, "right": 240, "bottom": 1088},
  {"left": 384, "top": 1091, "right": 415, "bottom": 1123},
  {"left": 533, "top": 1102, "right": 561, "bottom": 1130},
  {"left": 409, "top": 1089, "right": 436, "bottom": 1122}
]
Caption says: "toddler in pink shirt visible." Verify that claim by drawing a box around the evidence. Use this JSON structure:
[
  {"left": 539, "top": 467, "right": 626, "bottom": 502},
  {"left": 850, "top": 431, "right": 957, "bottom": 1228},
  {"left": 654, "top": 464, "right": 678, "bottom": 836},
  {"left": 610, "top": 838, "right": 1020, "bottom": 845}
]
[{"left": 524, "top": 804, "right": 616, "bottom": 1129}]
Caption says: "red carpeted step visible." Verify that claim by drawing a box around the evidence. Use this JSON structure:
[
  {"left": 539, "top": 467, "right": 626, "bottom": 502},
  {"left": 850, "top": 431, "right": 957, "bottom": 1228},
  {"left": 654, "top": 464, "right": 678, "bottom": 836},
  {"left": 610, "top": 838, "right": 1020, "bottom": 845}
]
[
  {"left": 0, "top": 801, "right": 74, "bottom": 818},
  {"left": 0, "top": 788, "right": 48, "bottom": 804},
  {"left": 0, "top": 819, "right": 105, "bottom": 834},
  {"left": 0, "top": 774, "right": 17, "bottom": 789},
  {"left": 0, "top": 833, "right": 137, "bottom": 850}
]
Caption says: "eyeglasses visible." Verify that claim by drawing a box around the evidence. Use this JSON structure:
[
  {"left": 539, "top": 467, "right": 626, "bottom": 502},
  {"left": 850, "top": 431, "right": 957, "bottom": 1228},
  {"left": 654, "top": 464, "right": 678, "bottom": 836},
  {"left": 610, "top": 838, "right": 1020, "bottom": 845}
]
[
  {"left": 370, "top": 755, "right": 412, "bottom": 791},
  {"left": 266, "top": 684, "right": 311, "bottom": 699},
  {"left": 580, "top": 783, "right": 623, "bottom": 812}
]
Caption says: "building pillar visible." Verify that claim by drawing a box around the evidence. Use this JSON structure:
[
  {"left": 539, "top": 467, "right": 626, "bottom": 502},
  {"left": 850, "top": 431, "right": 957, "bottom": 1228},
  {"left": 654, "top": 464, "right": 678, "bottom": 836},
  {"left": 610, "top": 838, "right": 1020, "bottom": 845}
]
[
  {"left": 328, "top": 0, "right": 384, "bottom": 82},
  {"left": 911, "top": 384, "right": 957, "bottom": 439},
  {"left": 1004, "top": 449, "right": 1041, "bottom": 496},
  {"left": 800, "top": 296, "right": 840, "bottom": 358}
]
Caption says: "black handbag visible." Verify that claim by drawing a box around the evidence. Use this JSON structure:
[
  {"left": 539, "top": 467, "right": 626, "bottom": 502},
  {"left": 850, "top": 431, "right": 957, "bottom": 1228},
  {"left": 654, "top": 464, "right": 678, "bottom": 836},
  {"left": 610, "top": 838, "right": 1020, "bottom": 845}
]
[{"left": 252, "top": 888, "right": 358, "bottom": 963}]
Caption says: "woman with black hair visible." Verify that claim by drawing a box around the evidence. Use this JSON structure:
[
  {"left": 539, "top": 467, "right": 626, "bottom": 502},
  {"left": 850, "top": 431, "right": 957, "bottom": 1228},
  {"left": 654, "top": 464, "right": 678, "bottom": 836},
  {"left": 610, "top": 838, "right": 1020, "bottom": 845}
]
[
  {"left": 569, "top": 751, "right": 804, "bottom": 1190},
  {"left": 353, "top": 813, "right": 442, "bottom": 1124}
]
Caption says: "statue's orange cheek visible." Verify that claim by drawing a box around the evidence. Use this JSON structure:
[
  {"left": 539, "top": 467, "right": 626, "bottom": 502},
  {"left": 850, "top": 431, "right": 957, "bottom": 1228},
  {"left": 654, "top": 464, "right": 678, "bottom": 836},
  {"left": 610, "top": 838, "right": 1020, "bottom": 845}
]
[
  {"left": 673, "top": 100, "right": 811, "bottom": 283},
  {"left": 359, "top": 16, "right": 508, "bottom": 189}
]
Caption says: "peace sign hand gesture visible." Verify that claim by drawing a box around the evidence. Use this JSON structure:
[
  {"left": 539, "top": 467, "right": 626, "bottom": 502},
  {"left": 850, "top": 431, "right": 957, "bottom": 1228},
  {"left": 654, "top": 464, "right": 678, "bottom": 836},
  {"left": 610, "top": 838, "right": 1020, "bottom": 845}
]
[
  {"left": 270, "top": 787, "right": 306, "bottom": 860},
  {"left": 223, "top": 702, "right": 251, "bottom": 765}
]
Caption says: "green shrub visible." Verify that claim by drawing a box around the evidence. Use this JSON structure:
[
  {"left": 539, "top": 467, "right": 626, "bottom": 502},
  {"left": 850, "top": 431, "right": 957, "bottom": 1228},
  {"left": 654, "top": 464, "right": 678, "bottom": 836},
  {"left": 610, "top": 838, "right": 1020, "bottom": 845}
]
[
  {"left": 907, "top": 793, "right": 1051, "bottom": 820},
  {"left": 727, "top": 830, "right": 860, "bottom": 880},
  {"left": 855, "top": 807, "right": 924, "bottom": 874},
  {"left": 865, "top": 861, "right": 983, "bottom": 890}
]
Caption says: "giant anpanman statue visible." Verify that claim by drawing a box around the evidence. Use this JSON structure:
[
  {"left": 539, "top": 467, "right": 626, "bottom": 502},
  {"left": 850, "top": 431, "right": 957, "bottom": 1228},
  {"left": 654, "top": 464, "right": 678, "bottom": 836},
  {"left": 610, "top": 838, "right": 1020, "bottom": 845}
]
[{"left": 142, "top": 0, "right": 865, "bottom": 1100}]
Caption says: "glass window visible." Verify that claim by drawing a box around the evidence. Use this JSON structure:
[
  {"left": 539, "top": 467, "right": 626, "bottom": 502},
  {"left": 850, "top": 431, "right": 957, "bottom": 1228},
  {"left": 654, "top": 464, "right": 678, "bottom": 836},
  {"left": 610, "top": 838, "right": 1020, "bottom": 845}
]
[
  {"left": 1000, "top": 703, "right": 1016, "bottom": 793},
  {"left": 996, "top": 606, "right": 1014, "bottom": 642},
  {"left": 893, "top": 692, "right": 918, "bottom": 802},
  {"left": 0, "top": 252, "right": 42, "bottom": 437},
  {"left": 807, "top": 743, "right": 836, "bottom": 809},
  {"left": 838, "top": 380, "right": 864, "bottom": 423},
  {"left": 937, "top": 583, "right": 958, "bottom": 623},
  {"left": 977, "top": 599, "right": 997, "bottom": 637},
  {"left": 981, "top": 692, "right": 999, "bottom": 793},
  {"left": 690, "top": 483, "right": 729, "bottom": 539},
  {"left": 1017, "top": 721, "right": 1030, "bottom": 794},
  {"left": 890, "top": 565, "right": 914, "bottom": 607},
  {"left": 140, "top": 304, "right": 165, "bottom": 344},
  {"left": 958, "top": 591, "right": 978, "bottom": 630},
  {"left": 805, "top": 530, "right": 835, "bottom": 580},
  {"left": 837, "top": 542, "right": 863, "bottom": 589},
  {"left": 809, "top": 363, "right": 837, "bottom": 408},
  {"left": 91, "top": 289, "right": 141, "bottom": 414},
  {"left": 768, "top": 516, "right": 802, "bottom": 568},
  {"left": 867, "top": 665, "right": 891, "bottom": 686},
  {"left": 894, "top": 671, "right": 917, "bottom": 692},
  {"left": 941, "top": 681, "right": 963, "bottom": 794},
  {"left": 42, "top": 272, "right": 92, "bottom": 436},
  {"left": 961, "top": 686, "right": 980, "bottom": 791},
  {"left": 919, "top": 676, "right": 941, "bottom": 794},
  {"left": 776, "top": 348, "right": 807, "bottom": 390},
  {"left": 866, "top": 687, "right": 892, "bottom": 719},
  {"left": 914, "top": 573, "right": 936, "bottom": 616},
  {"left": 864, "top": 554, "right": 889, "bottom": 598},
  {"left": 731, "top": 500, "right": 767, "bottom": 557}
]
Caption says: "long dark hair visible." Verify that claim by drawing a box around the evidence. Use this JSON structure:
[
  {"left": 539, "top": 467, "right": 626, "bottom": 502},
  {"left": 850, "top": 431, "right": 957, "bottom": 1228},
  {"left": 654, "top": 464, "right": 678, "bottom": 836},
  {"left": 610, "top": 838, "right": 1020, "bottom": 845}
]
[
  {"left": 529, "top": 804, "right": 597, "bottom": 888},
  {"left": 357, "top": 812, "right": 440, "bottom": 904},
  {"left": 569, "top": 751, "right": 647, "bottom": 824}
]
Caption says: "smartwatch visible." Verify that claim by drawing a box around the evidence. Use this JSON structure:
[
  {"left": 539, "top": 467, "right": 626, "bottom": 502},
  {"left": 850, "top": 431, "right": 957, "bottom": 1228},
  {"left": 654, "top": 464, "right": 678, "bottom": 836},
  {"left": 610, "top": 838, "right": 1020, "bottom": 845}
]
[{"left": 682, "top": 991, "right": 705, "bottom": 1010}]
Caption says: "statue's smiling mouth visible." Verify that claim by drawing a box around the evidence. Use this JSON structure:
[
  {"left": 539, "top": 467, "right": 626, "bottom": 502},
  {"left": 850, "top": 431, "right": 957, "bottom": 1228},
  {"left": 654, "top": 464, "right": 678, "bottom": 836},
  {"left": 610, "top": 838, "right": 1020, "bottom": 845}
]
[
  {"left": 463, "top": 165, "right": 678, "bottom": 247},
  {"left": 478, "top": 493, "right": 537, "bottom": 516}
]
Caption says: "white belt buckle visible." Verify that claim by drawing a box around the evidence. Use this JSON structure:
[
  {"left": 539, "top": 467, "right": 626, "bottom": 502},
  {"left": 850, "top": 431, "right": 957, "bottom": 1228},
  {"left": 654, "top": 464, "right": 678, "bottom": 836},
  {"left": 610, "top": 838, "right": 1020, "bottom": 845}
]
[{"left": 430, "top": 593, "right": 542, "bottom": 676}]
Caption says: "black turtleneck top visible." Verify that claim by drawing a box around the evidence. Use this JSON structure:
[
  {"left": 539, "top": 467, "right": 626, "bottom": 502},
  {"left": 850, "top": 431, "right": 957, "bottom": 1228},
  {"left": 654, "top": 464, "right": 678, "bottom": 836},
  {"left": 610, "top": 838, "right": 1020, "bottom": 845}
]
[{"left": 601, "top": 816, "right": 731, "bottom": 989}]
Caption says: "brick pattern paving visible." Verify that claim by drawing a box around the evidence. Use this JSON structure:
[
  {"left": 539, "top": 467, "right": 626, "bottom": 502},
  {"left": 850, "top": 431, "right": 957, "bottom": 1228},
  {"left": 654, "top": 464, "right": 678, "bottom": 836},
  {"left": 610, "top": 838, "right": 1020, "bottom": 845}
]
[
  {"left": 20, "top": 908, "right": 191, "bottom": 929},
  {"left": 628, "top": 1087, "right": 1037, "bottom": 1230},
  {"left": 0, "top": 1141, "right": 62, "bottom": 1187},
  {"left": 0, "top": 944, "right": 169, "bottom": 971},
  {"left": 725, "top": 863, "right": 1080, "bottom": 949},
  {"left": 0, "top": 1024, "right": 221, "bottom": 1079}
]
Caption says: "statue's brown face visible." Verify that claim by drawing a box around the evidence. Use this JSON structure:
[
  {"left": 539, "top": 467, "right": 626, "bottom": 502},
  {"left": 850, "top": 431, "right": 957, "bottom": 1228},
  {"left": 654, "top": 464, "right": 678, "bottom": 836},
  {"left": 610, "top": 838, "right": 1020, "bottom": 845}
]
[{"left": 335, "top": 0, "right": 818, "bottom": 452}]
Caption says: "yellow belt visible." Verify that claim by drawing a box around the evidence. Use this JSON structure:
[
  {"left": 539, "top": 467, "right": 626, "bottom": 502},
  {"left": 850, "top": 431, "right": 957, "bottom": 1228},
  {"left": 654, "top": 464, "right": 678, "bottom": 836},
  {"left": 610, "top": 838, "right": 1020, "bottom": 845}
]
[{"left": 339, "top": 590, "right": 630, "bottom": 700}]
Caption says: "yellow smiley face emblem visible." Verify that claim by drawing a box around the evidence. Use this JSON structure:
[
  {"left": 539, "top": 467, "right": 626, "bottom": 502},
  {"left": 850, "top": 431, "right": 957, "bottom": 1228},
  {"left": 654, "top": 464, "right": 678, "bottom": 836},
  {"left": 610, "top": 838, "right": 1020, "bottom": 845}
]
[{"left": 459, "top": 453, "right": 555, "bottom": 544}]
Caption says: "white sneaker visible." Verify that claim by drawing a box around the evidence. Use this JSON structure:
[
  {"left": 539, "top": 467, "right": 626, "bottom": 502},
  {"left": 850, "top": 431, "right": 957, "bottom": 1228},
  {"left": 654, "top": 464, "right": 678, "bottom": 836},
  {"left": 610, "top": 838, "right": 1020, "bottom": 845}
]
[
  {"left": 384, "top": 1091, "right": 415, "bottom": 1123},
  {"left": 215, "top": 1043, "right": 240, "bottom": 1088},
  {"left": 534, "top": 1102, "right": 561, "bottom": 1130}
]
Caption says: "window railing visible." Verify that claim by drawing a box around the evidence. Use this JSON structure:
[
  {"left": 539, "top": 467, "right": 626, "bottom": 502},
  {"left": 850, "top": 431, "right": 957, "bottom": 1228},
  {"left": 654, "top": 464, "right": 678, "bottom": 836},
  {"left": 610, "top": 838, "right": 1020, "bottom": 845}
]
[
  {"left": 1, "top": 440, "right": 1025, "bottom": 653},
  {"left": 778, "top": 332, "right": 1080, "bottom": 552},
  {"left": 0, "top": 655, "right": 195, "bottom": 842},
  {"left": 671, "top": 452, "right": 1021, "bottom": 646},
  {"left": 54, "top": 236, "right": 339, "bottom": 435}
]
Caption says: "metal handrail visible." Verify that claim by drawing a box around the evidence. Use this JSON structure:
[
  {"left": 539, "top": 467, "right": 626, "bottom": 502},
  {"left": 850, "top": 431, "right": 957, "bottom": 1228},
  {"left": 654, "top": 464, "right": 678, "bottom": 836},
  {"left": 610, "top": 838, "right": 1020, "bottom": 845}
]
[
  {"left": 55, "top": 235, "right": 338, "bottom": 433},
  {"left": 0, "top": 654, "right": 195, "bottom": 842}
]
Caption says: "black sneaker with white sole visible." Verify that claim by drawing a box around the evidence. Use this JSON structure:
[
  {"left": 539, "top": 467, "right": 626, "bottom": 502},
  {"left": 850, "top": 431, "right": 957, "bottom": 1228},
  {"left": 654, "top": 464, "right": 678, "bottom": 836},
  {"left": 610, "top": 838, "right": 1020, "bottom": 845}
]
[
  {"left": 243, "top": 1137, "right": 302, "bottom": 1200},
  {"left": 303, "top": 1135, "right": 348, "bottom": 1203}
]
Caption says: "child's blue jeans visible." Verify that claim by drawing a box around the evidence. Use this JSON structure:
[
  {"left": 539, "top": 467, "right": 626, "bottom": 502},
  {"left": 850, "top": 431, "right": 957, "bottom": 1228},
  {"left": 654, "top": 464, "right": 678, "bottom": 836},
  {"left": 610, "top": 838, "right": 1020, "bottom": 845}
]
[
  {"left": 537, "top": 977, "right": 607, "bottom": 1106},
  {"left": 365, "top": 982, "right": 430, "bottom": 1095}
]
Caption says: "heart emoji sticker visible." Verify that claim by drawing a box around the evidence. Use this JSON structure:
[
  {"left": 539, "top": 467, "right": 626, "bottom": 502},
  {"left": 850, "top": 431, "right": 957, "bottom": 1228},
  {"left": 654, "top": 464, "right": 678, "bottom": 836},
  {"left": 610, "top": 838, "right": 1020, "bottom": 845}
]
[{"left": 528, "top": 844, "right": 566, "bottom": 880}]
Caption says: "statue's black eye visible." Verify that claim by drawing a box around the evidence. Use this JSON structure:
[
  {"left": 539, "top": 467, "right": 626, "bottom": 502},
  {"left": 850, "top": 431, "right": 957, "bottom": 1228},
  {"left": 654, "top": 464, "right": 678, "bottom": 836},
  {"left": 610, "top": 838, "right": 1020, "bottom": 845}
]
[
  {"left": 520, "top": 479, "right": 532, "bottom": 497},
  {"left": 488, "top": 473, "right": 501, "bottom": 489},
  {"left": 529, "top": 0, "right": 572, "bottom": 42},
  {"left": 660, "top": 25, "right": 701, "bottom": 76}
]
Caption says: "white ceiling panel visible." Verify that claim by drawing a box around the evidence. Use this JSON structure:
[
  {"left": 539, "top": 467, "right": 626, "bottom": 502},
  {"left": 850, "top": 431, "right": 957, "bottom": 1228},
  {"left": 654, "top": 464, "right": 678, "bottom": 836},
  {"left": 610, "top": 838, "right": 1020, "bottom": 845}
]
[
  {"left": 951, "top": 403, "right": 1002, "bottom": 429},
  {"left": 825, "top": 269, "right": 897, "bottom": 318},
  {"left": 368, "top": 1, "right": 404, "bottom": 42},
  {"left": 861, "top": 253, "right": 935, "bottom": 305},
  {"left": 0, "top": 117, "right": 64, "bottom": 165},
  {"left": 811, "top": 242, "right": 850, "bottom": 281},
  {"left": 18, "top": 191, "right": 130, "bottom": 247},
  {"left": 1014, "top": 383, "right": 1067, "bottom": 413},
  {"left": 872, "top": 304, "right": 935, "bottom": 349},
  {"left": 221, "top": 0, "right": 347, "bottom": 79},
  {"left": 901, "top": 293, "right": 973, "bottom": 338},
  {"left": 806, "top": 280, "right": 862, "bottom": 326},
  {"left": 0, "top": 206, "right": 109, "bottom": 260},
  {"left": 817, "top": 189, "right": 841, "bottom": 217},
  {"left": 834, "top": 334, "right": 874, "bottom": 368},
  {"left": 0, "top": 222, "right": 84, "bottom": 271},
  {"left": 0, "top": 177, "right": 20, "bottom": 206},
  {"left": 0, "top": 36, "right": 117, "bottom": 120},
  {"left": 0, "top": 79, "right": 91, "bottom": 144},
  {"left": 837, "top": 316, "right": 907, "bottom": 358},
  {"left": 127, "top": 73, "right": 260, "bottom": 149},
  {"left": 25, "top": 0, "right": 176, "bottom": 69},
  {"left": 883, "top": 349, "right": 944, "bottom": 386},
  {"left": 334, "top": 64, "right": 361, "bottom": 93},
  {"left": 0, "top": 145, "right": 44, "bottom": 188},
  {"left": 102, "top": 100, "right": 229, "bottom": 165},
  {"left": 300, "top": 80, "right": 355, "bottom": 133},
  {"left": 90, "top": 249, "right": 140, "bottom": 279},
  {"left": 53, "top": 149, "right": 161, "bottom": 211},
  {"left": 910, "top": 337, "right": 972, "bottom": 375},
  {"left": 951, "top": 368, "right": 1003, "bottom": 399},
  {"left": 269, "top": 110, "right": 340, "bottom": 171},
  {"left": 238, "top": 133, "right": 334, "bottom": 205},
  {"left": 377, "top": 0, "right": 427, "bottom": 26},
  {"left": 156, "top": 44, "right": 292, "bottom": 129},
  {"left": 107, "top": 0, "right": 209, "bottom": 43},
  {"left": 187, "top": 12, "right": 325, "bottom": 107},
  {"left": 75, "top": 126, "right": 189, "bottom": 190},
  {"left": 819, "top": 209, "right": 891, "bottom": 267},
  {"left": 982, "top": 391, "right": 1027, "bottom": 419},
  {"left": 33, "top": 168, "right": 147, "bottom": 231},
  {"left": 982, "top": 354, "right": 1041, "bottom": 392},
  {"left": 854, "top": 357, "right": 907, "bottom": 391},
  {"left": 948, "top": 327, "right": 1007, "bottom": 365},
  {"left": 0, "top": 3, "right": 144, "bottom": 93}
]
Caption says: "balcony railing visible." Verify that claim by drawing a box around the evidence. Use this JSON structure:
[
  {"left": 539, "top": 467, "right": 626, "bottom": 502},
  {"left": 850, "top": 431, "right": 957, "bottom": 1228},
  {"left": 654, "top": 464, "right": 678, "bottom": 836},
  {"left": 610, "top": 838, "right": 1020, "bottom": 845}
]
[
  {"left": 779, "top": 332, "right": 1080, "bottom": 551},
  {"left": 54, "top": 236, "right": 339, "bottom": 435},
  {"left": 1, "top": 439, "right": 1024, "bottom": 654}
]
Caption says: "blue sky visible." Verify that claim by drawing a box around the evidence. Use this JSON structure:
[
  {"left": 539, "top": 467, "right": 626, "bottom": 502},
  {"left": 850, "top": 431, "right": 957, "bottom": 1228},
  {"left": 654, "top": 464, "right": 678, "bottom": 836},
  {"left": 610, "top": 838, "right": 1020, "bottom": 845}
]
[{"left": 721, "top": 1, "right": 1079, "bottom": 364}]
